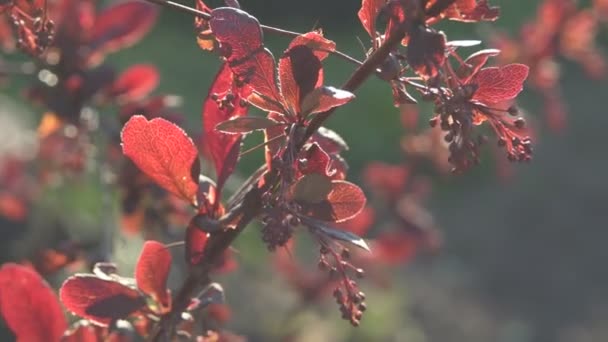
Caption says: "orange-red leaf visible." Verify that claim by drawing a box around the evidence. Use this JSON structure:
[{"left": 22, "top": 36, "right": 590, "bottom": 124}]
[
  {"left": 287, "top": 31, "right": 336, "bottom": 61},
  {"left": 472, "top": 63, "right": 529, "bottom": 104},
  {"left": 279, "top": 45, "right": 322, "bottom": 115},
  {"left": 121, "top": 115, "right": 200, "bottom": 205},
  {"left": 110, "top": 64, "right": 159, "bottom": 102},
  {"left": 201, "top": 64, "right": 251, "bottom": 195},
  {"left": 88, "top": 1, "right": 158, "bottom": 65},
  {"left": 300, "top": 181, "right": 366, "bottom": 223},
  {"left": 135, "top": 241, "right": 172, "bottom": 309},
  {"left": 60, "top": 275, "right": 146, "bottom": 326},
  {"left": 358, "top": 0, "right": 385, "bottom": 38},
  {"left": 0, "top": 263, "right": 67, "bottom": 342}
]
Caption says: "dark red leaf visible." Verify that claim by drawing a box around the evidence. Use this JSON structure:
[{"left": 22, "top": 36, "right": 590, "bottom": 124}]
[
  {"left": 88, "top": 1, "right": 158, "bottom": 65},
  {"left": 202, "top": 64, "right": 251, "bottom": 195},
  {"left": 358, "top": 0, "right": 385, "bottom": 38},
  {"left": 279, "top": 45, "right": 322, "bottom": 115},
  {"left": 121, "top": 115, "right": 200, "bottom": 205},
  {"left": 384, "top": 0, "right": 407, "bottom": 43},
  {"left": 215, "top": 116, "right": 278, "bottom": 134},
  {"left": 0, "top": 263, "right": 67, "bottom": 342},
  {"left": 209, "top": 8, "right": 282, "bottom": 104},
  {"left": 186, "top": 223, "right": 210, "bottom": 266},
  {"left": 287, "top": 31, "right": 336, "bottom": 61},
  {"left": 300, "top": 181, "right": 366, "bottom": 223},
  {"left": 406, "top": 27, "right": 447, "bottom": 79},
  {"left": 471, "top": 64, "right": 530, "bottom": 104},
  {"left": 301, "top": 86, "right": 355, "bottom": 115},
  {"left": 209, "top": 7, "right": 263, "bottom": 60},
  {"left": 109, "top": 64, "right": 159, "bottom": 102},
  {"left": 298, "top": 143, "right": 332, "bottom": 177},
  {"left": 263, "top": 112, "right": 287, "bottom": 170},
  {"left": 135, "top": 241, "right": 172, "bottom": 309},
  {"left": 60, "top": 275, "right": 146, "bottom": 326}
]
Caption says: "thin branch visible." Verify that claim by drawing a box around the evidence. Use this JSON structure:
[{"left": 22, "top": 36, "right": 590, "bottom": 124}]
[{"left": 142, "top": 0, "right": 363, "bottom": 66}]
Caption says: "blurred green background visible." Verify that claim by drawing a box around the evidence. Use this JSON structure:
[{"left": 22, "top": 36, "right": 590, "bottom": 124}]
[{"left": 2, "top": 0, "right": 608, "bottom": 341}]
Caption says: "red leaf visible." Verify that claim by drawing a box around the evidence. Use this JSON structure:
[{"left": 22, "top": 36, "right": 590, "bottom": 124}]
[
  {"left": 0, "top": 263, "right": 67, "bottom": 342},
  {"left": 88, "top": 1, "right": 158, "bottom": 65},
  {"left": 209, "top": 7, "right": 263, "bottom": 60},
  {"left": 406, "top": 27, "right": 447, "bottom": 79},
  {"left": 263, "top": 112, "right": 287, "bottom": 170},
  {"left": 215, "top": 116, "right": 278, "bottom": 134},
  {"left": 121, "top": 115, "right": 200, "bottom": 205},
  {"left": 472, "top": 64, "right": 529, "bottom": 104},
  {"left": 301, "top": 86, "right": 355, "bottom": 115},
  {"left": 60, "top": 275, "right": 146, "bottom": 326},
  {"left": 209, "top": 8, "right": 282, "bottom": 104},
  {"left": 135, "top": 241, "right": 172, "bottom": 309},
  {"left": 358, "top": 0, "right": 385, "bottom": 38},
  {"left": 279, "top": 45, "right": 322, "bottom": 115},
  {"left": 110, "top": 64, "right": 160, "bottom": 102},
  {"left": 300, "top": 181, "right": 366, "bottom": 223},
  {"left": 185, "top": 223, "right": 210, "bottom": 266},
  {"left": 202, "top": 64, "right": 251, "bottom": 195},
  {"left": 287, "top": 31, "right": 336, "bottom": 61}
]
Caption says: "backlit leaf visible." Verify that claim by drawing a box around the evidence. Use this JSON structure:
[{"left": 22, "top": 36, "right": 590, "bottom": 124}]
[
  {"left": 0, "top": 263, "right": 67, "bottom": 342},
  {"left": 301, "top": 86, "right": 355, "bottom": 115},
  {"left": 60, "top": 275, "right": 146, "bottom": 326},
  {"left": 472, "top": 64, "right": 529, "bottom": 104},
  {"left": 210, "top": 8, "right": 282, "bottom": 104},
  {"left": 358, "top": 0, "right": 385, "bottom": 38},
  {"left": 121, "top": 115, "right": 200, "bottom": 205},
  {"left": 287, "top": 31, "right": 336, "bottom": 61},
  {"left": 202, "top": 64, "right": 251, "bottom": 195},
  {"left": 135, "top": 241, "right": 172, "bottom": 309},
  {"left": 458, "top": 48, "right": 500, "bottom": 82},
  {"left": 215, "top": 116, "right": 278, "bottom": 134},
  {"left": 300, "top": 181, "right": 366, "bottom": 223},
  {"left": 279, "top": 45, "right": 322, "bottom": 115}
]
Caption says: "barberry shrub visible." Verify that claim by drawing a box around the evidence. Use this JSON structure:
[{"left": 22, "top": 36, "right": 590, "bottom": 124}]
[{"left": 0, "top": 0, "right": 604, "bottom": 341}]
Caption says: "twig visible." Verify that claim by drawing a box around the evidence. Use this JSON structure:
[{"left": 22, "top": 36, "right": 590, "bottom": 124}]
[{"left": 147, "top": 3, "right": 409, "bottom": 341}]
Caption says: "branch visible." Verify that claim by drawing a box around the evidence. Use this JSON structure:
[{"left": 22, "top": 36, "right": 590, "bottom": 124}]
[
  {"left": 142, "top": 0, "right": 363, "bottom": 66},
  {"left": 148, "top": 5, "right": 409, "bottom": 342}
]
